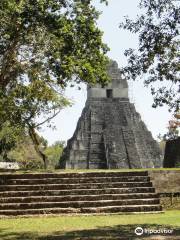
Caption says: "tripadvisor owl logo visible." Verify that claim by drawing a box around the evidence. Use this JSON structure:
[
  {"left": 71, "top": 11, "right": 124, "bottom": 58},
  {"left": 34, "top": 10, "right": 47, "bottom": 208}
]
[{"left": 135, "top": 227, "right": 144, "bottom": 236}]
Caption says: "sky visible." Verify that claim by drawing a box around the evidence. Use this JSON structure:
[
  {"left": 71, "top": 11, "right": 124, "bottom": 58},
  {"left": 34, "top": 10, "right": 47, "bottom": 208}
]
[{"left": 40, "top": 0, "right": 171, "bottom": 145}]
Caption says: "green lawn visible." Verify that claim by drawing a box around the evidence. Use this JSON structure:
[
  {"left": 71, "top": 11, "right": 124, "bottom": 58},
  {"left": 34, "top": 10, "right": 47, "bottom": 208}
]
[
  {"left": 1, "top": 168, "right": 180, "bottom": 174},
  {"left": 0, "top": 211, "right": 179, "bottom": 239}
]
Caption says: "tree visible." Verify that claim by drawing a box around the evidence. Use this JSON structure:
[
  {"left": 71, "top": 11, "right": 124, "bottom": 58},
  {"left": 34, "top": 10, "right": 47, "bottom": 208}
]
[
  {"left": 44, "top": 141, "right": 65, "bottom": 168},
  {"left": 120, "top": 0, "right": 180, "bottom": 112},
  {"left": 0, "top": 77, "right": 70, "bottom": 168},
  {"left": 164, "top": 111, "right": 180, "bottom": 140},
  {"left": 0, "top": 0, "right": 109, "bottom": 90},
  {"left": 8, "top": 137, "right": 65, "bottom": 169},
  {"left": 0, "top": 122, "right": 24, "bottom": 162},
  {"left": 0, "top": 0, "right": 110, "bottom": 167},
  {"left": 8, "top": 134, "right": 46, "bottom": 169}
]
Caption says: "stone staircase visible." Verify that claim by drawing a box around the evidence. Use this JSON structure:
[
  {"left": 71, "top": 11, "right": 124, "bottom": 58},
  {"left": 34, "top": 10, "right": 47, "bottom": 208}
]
[{"left": 0, "top": 171, "right": 162, "bottom": 216}]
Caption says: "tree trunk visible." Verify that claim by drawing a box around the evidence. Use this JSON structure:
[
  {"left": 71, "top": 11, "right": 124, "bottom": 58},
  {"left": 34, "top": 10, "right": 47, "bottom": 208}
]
[{"left": 28, "top": 127, "right": 48, "bottom": 169}]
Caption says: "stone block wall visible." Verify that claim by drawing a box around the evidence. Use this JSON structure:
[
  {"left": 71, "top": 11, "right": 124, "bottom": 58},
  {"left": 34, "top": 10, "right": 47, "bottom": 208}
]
[
  {"left": 163, "top": 137, "right": 180, "bottom": 167},
  {"left": 148, "top": 170, "right": 180, "bottom": 209},
  {"left": 60, "top": 60, "right": 162, "bottom": 169},
  {"left": 148, "top": 170, "right": 180, "bottom": 193},
  {"left": 159, "top": 194, "right": 180, "bottom": 209}
]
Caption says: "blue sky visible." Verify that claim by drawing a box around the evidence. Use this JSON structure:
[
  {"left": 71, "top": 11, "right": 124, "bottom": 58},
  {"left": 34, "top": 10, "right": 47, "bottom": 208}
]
[{"left": 40, "top": 0, "right": 171, "bottom": 145}]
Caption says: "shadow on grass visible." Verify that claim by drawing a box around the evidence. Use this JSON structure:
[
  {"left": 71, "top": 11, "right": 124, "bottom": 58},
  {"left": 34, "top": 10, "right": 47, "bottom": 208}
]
[{"left": 0, "top": 224, "right": 179, "bottom": 240}]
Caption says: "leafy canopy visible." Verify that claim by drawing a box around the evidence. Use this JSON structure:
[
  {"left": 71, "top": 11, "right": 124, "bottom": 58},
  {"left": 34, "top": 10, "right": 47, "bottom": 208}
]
[
  {"left": 44, "top": 141, "right": 65, "bottom": 168},
  {"left": 0, "top": 0, "right": 110, "bottom": 157},
  {"left": 7, "top": 134, "right": 47, "bottom": 169},
  {"left": 0, "top": 0, "right": 109, "bottom": 90},
  {"left": 120, "top": 0, "right": 180, "bottom": 112}
]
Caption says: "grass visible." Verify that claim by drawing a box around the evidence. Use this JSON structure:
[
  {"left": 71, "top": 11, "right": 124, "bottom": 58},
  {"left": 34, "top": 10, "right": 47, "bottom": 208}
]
[
  {"left": 0, "top": 169, "right": 179, "bottom": 238},
  {"left": 1, "top": 168, "right": 180, "bottom": 174},
  {"left": 0, "top": 211, "right": 179, "bottom": 239}
]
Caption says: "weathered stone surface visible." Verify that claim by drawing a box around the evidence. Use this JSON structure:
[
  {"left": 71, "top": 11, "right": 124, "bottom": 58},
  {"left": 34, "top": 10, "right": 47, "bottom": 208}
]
[
  {"left": 148, "top": 170, "right": 180, "bottom": 209},
  {"left": 148, "top": 170, "right": 180, "bottom": 193},
  {"left": 60, "top": 61, "right": 162, "bottom": 169},
  {"left": 0, "top": 171, "right": 162, "bottom": 216},
  {"left": 163, "top": 137, "right": 180, "bottom": 168}
]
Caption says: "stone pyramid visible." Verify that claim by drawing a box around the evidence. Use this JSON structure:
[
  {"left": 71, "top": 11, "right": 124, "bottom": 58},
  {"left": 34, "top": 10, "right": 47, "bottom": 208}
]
[{"left": 60, "top": 61, "right": 162, "bottom": 169}]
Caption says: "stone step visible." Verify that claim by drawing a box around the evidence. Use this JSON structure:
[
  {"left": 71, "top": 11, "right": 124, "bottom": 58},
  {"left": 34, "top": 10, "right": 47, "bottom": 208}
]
[
  {"left": 0, "top": 187, "right": 155, "bottom": 198},
  {"left": 0, "top": 205, "right": 162, "bottom": 216},
  {"left": 0, "top": 182, "right": 152, "bottom": 191},
  {"left": 0, "top": 199, "right": 160, "bottom": 210},
  {"left": 0, "top": 193, "right": 159, "bottom": 203},
  {"left": 0, "top": 171, "right": 148, "bottom": 179},
  {"left": 0, "top": 171, "right": 161, "bottom": 215},
  {"left": 0, "top": 176, "right": 150, "bottom": 185}
]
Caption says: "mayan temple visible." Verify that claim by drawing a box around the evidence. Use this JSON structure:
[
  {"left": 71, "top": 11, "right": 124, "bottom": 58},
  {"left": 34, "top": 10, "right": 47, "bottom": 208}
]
[{"left": 60, "top": 61, "right": 162, "bottom": 169}]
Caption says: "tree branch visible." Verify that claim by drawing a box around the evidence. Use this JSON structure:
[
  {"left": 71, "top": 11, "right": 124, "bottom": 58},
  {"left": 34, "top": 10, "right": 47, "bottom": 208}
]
[{"left": 34, "top": 109, "right": 61, "bottom": 128}]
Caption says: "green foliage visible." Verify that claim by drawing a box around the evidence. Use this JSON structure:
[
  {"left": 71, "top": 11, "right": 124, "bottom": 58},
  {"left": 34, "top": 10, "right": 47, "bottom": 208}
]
[
  {"left": 7, "top": 135, "right": 65, "bottom": 169},
  {"left": 7, "top": 135, "right": 44, "bottom": 169},
  {"left": 163, "top": 129, "right": 179, "bottom": 141},
  {"left": 120, "top": 0, "right": 180, "bottom": 112},
  {"left": 0, "top": 0, "right": 109, "bottom": 159},
  {"left": 176, "top": 162, "right": 180, "bottom": 168},
  {"left": 0, "top": 122, "right": 24, "bottom": 162},
  {"left": 45, "top": 141, "right": 65, "bottom": 168},
  {"left": 0, "top": 0, "right": 109, "bottom": 91}
]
